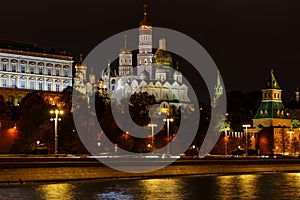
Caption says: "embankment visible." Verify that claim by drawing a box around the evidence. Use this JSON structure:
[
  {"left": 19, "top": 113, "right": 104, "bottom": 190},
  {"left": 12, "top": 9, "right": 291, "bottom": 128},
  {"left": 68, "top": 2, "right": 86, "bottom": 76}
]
[{"left": 1, "top": 158, "right": 300, "bottom": 185}]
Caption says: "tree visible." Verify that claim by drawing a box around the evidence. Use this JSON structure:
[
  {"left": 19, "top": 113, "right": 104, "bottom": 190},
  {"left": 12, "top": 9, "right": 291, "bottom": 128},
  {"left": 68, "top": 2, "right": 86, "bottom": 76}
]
[
  {"left": 129, "top": 92, "right": 156, "bottom": 126},
  {"left": 0, "top": 95, "right": 11, "bottom": 120},
  {"left": 291, "top": 119, "right": 300, "bottom": 129},
  {"left": 11, "top": 91, "right": 51, "bottom": 153}
]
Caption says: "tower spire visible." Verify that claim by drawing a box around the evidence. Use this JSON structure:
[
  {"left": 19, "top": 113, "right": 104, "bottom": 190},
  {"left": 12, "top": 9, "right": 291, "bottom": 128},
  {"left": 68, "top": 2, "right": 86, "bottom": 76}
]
[
  {"left": 143, "top": 4, "right": 148, "bottom": 20},
  {"left": 124, "top": 35, "right": 127, "bottom": 49},
  {"left": 120, "top": 35, "right": 131, "bottom": 54},
  {"left": 79, "top": 53, "right": 83, "bottom": 63},
  {"left": 139, "top": 4, "right": 152, "bottom": 28},
  {"left": 265, "top": 69, "right": 280, "bottom": 89}
]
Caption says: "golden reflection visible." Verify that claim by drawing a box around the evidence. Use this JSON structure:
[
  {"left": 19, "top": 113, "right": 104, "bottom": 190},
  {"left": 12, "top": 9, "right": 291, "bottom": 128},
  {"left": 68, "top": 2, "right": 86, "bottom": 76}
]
[
  {"left": 216, "top": 174, "right": 260, "bottom": 199},
  {"left": 37, "top": 183, "right": 75, "bottom": 200},
  {"left": 283, "top": 173, "right": 300, "bottom": 196},
  {"left": 140, "top": 178, "right": 183, "bottom": 199}
]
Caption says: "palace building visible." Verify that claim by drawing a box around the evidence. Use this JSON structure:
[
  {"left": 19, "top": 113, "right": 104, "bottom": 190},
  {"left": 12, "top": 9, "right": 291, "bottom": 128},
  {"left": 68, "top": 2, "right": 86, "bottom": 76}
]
[{"left": 0, "top": 41, "right": 73, "bottom": 106}]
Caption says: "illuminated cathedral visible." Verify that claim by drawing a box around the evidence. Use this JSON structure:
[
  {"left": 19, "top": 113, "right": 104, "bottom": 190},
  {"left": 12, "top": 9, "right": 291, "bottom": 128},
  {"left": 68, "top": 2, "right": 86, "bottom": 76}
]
[{"left": 74, "top": 5, "right": 191, "bottom": 112}]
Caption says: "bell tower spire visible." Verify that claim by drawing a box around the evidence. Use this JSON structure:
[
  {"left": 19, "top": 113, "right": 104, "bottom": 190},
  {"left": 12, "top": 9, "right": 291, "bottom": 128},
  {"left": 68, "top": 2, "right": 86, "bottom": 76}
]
[{"left": 137, "top": 4, "right": 153, "bottom": 79}]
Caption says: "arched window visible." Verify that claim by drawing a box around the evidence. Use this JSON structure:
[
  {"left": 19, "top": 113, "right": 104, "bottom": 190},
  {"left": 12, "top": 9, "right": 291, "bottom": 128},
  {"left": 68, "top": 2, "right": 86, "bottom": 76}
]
[
  {"left": 1, "top": 59, "right": 8, "bottom": 71},
  {"left": 38, "top": 81, "right": 43, "bottom": 90},
  {"left": 47, "top": 64, "right": 53, "bottom": 76},
  {"left": 56, "top": 81, "right": 60, "bottom": 92},
  {"left": 20, "top": 61, "right": 26, "bottom": 73},
  {"left": 55, "top": 65, "right": 61, "bottom": 76},
  {"left": 29, "top": 79, "right": 35, "bottom": 90},
  {"left": 38, "top": 63, "right": 44, "bottom": 75},
  {"left": 63, "top": 65, "right": 69, "bottom": 77},
  {"left": 2, "top": 77, "right": 7, "bottom": 87},
  {"left": 19, "top": 77, "right": 26, "bottom": 89},
  {"left": 11, "top": 60, "right": 17, "bottom": 72},
  {"left": 29, "top": 62, "right": 35, "bottom": 74},
  {"left": 11, "top": 77, "right": 16, "bottom": 88},
  {"left": 47, "top": 81, "right": 52, "bottom": 91}
]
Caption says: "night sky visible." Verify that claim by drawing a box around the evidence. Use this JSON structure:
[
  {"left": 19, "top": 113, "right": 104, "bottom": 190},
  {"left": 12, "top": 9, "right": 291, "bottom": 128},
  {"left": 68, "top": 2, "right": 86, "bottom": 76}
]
[{"left": 1, "top": 0, "right": 300, "bottom": 101}]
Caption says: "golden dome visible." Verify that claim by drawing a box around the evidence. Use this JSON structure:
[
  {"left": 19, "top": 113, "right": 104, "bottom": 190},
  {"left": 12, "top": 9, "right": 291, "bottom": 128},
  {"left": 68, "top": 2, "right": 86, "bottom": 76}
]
[
  {"left": 153, "top": 49, "right": 172, "bottom": 67},
  {"left": 139, "top": 4, "right": 152, "bottom": 28},
  {"left": 75, "top": 53, "right": 87, "bottom": 69}
]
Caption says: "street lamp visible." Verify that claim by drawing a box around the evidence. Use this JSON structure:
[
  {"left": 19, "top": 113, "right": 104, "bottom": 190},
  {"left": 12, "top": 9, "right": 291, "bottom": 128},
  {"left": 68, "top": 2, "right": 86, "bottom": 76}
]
[
  {"left": 242, "top": 124, "right": 251, "bottom": 156},
  {"left": 50, "top": 109, "right": 63, "bottom": 155},
  {"left": 37, "top": 140, "right": 40, "bottom": 155},
  {"left": 163, "top": 118, "right": 174, "bottom": 155},
  {"left": 224, "top": 127, "right": 230, "bottom": 156},
  {"left": 224, "top": 135, "right": 230, "bottom": 156},
  {"left": 148, "top": 123, "right": 157, "bottom": 149}
]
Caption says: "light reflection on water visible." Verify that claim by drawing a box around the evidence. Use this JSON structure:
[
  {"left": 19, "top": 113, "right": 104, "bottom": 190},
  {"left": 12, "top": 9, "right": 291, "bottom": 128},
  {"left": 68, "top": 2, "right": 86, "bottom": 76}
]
[
  {"left": 216, "top": 174, "right": 260, "bottom": 199},
  {"left": 139, "top": 178, "right": 184, "bottom": 199},
  {"left": 0, "top": 173, "right": 300, "bottom": 199},
  {"left": 37, "top": 183, "right": 76, "bottom": 200}
]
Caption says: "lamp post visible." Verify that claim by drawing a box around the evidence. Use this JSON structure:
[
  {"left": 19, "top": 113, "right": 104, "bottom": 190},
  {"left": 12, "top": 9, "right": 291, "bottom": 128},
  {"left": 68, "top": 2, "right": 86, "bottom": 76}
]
[
  {"left": 163, "top": 118, "right": 174, "bottom": 155},
  {"left": 148, "top": 123, "right": 157, "bottom": 149},
  {"left": 37, "top": 140, "right": 40, "bottom": 155},
  {"left": 242, "top": 124, "right": 251, "bottom": 156},
  {"left": 224, "top": 135, "right": 229, "bottom": 156},
  {"left": 224, "top": 127, "right": 230, "bottom": 156},
  {"left": 50, "top": 109, "right": 63, "bottom": 155}
]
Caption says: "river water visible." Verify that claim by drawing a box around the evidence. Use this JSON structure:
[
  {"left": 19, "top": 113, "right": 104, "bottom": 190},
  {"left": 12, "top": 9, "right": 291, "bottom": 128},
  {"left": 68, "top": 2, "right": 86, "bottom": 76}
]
[{"left": 0, "top": 172, "right": 300, "bottom": 200}]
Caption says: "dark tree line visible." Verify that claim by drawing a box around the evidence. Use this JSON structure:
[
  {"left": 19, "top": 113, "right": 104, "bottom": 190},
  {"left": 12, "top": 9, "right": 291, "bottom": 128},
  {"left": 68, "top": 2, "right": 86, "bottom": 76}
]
[{"left": 7, "top": 90, "right": 86, "bottom": 154}]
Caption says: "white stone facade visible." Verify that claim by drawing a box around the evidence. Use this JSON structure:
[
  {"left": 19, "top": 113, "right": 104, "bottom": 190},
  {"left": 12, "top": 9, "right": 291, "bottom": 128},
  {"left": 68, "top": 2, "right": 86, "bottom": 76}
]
[{"left": 0, "top": 49, "right": 73, "bottom": 92}]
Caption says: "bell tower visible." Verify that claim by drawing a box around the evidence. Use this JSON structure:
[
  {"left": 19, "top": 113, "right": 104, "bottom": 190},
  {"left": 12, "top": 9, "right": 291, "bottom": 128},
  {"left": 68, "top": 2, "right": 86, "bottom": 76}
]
[
  {"left": 137, "top": 4, "right": 153, "bottom": 79},
  {"left": 118, "top": 35, "right": 133, "bottom": 76}
]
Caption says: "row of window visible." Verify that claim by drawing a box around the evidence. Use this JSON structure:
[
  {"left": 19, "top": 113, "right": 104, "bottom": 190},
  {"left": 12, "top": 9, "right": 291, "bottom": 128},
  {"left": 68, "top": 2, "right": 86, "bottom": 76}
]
[
  {"left": 223, "top": 131, "right": 254, "bottom": 139},
  {"left": 1, "top": 77, "right": 69, "bottom": 92},
  {"left": 139, "top": 35, "right": 151, "bottom": 42},
  {"left": 264, "top": 92, "right": 281, "bottom": 99},
  {"left": 120, "top": 58, "right": 132, "bottom": 64},
  {"left": 0, "top": 61, "right": 70, "bottom": 77}
]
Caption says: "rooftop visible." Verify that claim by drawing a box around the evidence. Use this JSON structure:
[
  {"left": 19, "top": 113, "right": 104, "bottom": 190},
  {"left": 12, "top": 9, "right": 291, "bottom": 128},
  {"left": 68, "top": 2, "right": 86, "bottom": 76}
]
[{"left": 0, "top": 40, "right": 73, "bottom": 61}]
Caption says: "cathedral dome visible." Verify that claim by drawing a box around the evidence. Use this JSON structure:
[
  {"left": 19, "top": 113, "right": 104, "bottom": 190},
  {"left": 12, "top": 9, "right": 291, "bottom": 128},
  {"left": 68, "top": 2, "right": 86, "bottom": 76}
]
[
  {"left": 75, "top": 53, "right": 87, "bottom": 70},
  {"left": 153, "top": 49, "right": 172, "bottom": 67},
  {"left": 120, "top": 47, "right": 131, "bottom": 54}
]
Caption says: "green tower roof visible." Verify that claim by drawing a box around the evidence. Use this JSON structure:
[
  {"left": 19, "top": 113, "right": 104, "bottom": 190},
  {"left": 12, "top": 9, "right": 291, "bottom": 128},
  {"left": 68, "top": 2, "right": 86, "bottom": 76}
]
[{"left": 254, "top": 101, "right": 289, "bottom": 119}]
